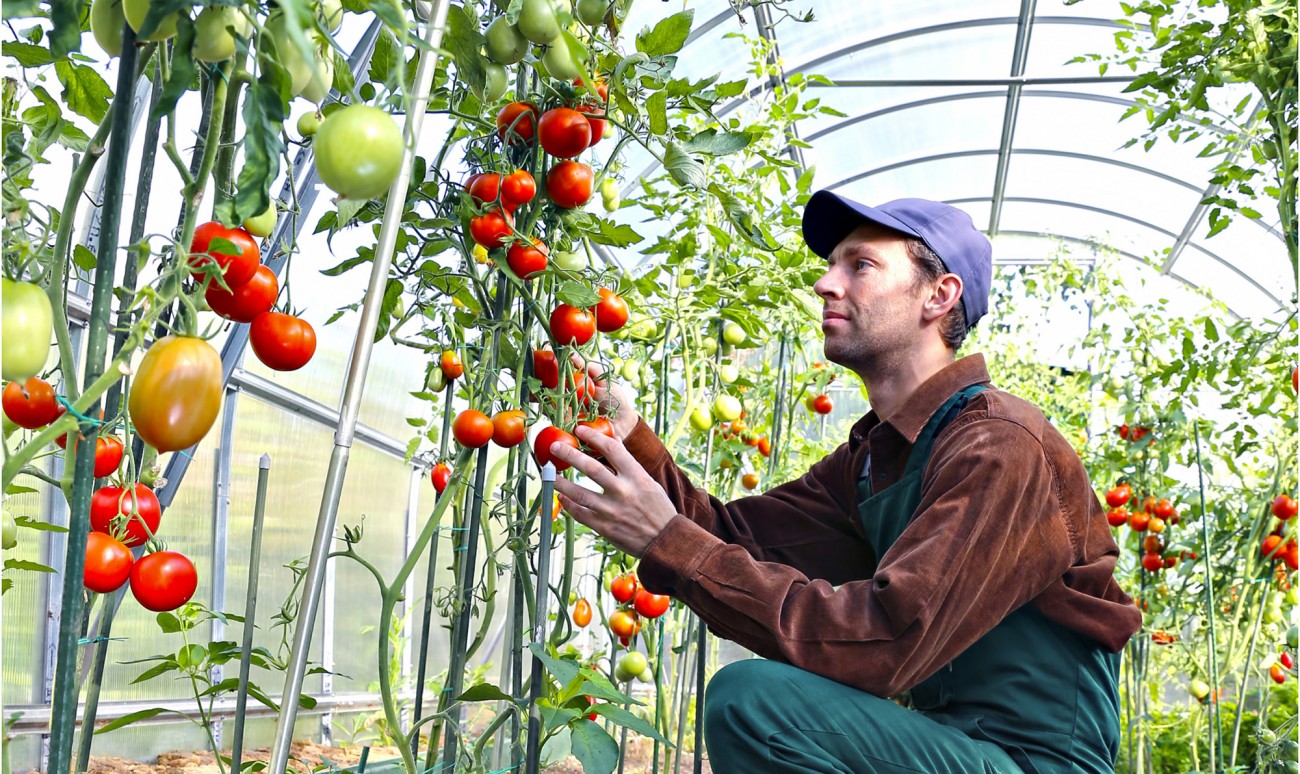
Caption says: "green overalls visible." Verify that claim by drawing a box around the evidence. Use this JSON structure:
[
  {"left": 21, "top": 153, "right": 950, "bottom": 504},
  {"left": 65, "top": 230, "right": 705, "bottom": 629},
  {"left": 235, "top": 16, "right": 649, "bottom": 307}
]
[{"left": 702, "top": 385, "right": 1123, "bottom": 773}]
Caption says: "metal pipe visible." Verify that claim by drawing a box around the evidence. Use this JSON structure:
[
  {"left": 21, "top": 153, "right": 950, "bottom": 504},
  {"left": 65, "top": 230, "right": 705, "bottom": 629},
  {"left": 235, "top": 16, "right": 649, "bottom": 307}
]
[
  {"left": 265, "top": 6, "right": 452, "bottom": 770},
  {"left": 524, "top": 465, "right": 558, "bottom": 774},
  {"left": 229, "top": 453, "right": 271, "bottom": 773},
  {"left": 692, "top": 626, "right": 707, "bottom": 774}
]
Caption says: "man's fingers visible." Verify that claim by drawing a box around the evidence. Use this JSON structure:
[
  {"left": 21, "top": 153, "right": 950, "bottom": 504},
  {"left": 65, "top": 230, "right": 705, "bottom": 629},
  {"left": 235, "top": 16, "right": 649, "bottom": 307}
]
[
  {"left": 556, "top": 488, "right": 600, "bottom": 528},
  {"left": 548, "top": 438, "right": 619, "bottom": 490},
  {"left": 575, "top": 424, "right": 639, "bottom": 475}
]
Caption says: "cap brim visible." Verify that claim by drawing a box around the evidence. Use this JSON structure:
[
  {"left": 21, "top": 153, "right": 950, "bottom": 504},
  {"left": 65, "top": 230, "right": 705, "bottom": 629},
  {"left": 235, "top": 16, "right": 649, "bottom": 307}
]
[{"left": 802, "top": 190, "right": 923, "bottom": 258}]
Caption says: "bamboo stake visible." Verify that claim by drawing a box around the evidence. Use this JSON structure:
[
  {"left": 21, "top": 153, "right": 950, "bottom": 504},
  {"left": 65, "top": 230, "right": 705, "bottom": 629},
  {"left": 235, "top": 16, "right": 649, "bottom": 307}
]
[{"left": 229, "top": 455, "right": 272, "bottom": 773}]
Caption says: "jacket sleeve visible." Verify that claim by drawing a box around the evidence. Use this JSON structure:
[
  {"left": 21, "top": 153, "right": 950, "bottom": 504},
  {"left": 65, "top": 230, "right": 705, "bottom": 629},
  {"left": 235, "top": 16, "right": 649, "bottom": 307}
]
[
  {"left": 621, "top": 418, "right": 874, "bottom": 589},
  {"left": 633, "top": 413, "right": 1077, "bottom": 697}
]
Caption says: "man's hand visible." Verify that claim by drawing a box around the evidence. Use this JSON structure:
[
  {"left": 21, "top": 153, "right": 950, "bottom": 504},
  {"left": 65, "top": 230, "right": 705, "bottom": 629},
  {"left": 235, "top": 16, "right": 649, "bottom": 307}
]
[
  {"left": 570, "top": 355, "right": 639, "bottom": 439},
  {"left": 550, "top": 424, "right": 677, "bottom": 557}
]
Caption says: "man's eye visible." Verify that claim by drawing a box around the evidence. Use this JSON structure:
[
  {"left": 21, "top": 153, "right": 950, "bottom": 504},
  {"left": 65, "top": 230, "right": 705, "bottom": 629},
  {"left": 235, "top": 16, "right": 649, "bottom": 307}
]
[{"left": 857, "top": 259, "right": 870, "bottom": 270}]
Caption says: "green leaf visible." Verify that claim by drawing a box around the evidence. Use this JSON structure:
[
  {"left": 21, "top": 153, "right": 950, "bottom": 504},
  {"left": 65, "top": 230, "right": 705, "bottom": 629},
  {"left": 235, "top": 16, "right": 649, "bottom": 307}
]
[
  {"left": 682, "top": 128, "right": 751, "bottom": 156},
  {"left": 152, "top": 16, "right": 198, "bottom": 121},
  {"left": 335, "top": 198, "right": 367, "bottom": 227},
  {"left": 137, "top": 0, "right": 190, "bottom": 40},
  {"left": 556, "top": 281, "right": 602, "bottom": 308},
  {"left": 322, "top": 254, "right": 372, "bottom": 276},
  {"left": 589, "top": 217, "right": 642, "bottom": 247},
  {"left": 3, "top": 42, "right": 52, "bottom": 67},
  {"left": 330, "top": 47, "right": 353, "bottom": 98},
  {"left": 663, "top": 142, "right": 705, "bottom": 189},
  {"left": 529, "top": 642, "right": 582, "bottom": 687},
  {"left": 590, "top": 702, "right": 672, "bottom": 745},
  {"left": 5, "top": 484, "right": 38, "bottom": 496},
  {"left": 130, "top": 660, "right": 181, "bottom": 684},
  {"left": 575, "top": 675, "right": 634, "bottom": 705},
  {"left": 636, "top": 10, "right": 693, "bottom": 57},
  {"left": 367, "top": 28, "right": 401, "bottom": 88},
  {"left": 72, "top": 244, "right": 97, "bottom": 271},
  {"left": 569, "top": 718, "right": 620, "bottom": 774},
  {"left": 4, "top": 559, "right": 55, "bottom": 573},
  {"left": 56, "top": 60, "right": 113, "bottom": 124},
  {"left": 223, "top": 65, "right": 289, "bottom": 227},
  {"left": 540, "top": 703, "right": 581, "bottom": 733},
  {"left": 646, "top": 91, "right": 667, "bottom": 135},
  {"left": 95, "top": 707, "right": 179, "bottom": 734},
  {"left": 457, "top": 682, "right": 519, "bottom": 703},
  {"left": 444, "top": 5, "right": 486, "bottom": 97},
  {"left": 47, "top": 0, "right": 83, "bottom": 59},
  {"left": 155, "top": 612, "right": 183, "bottom": 633},
  {"left": 2, "top": 0, "right": 42, "bottom": 18},
  {"left": 12, "top": 516, "right": 67, "bottom": 532}
]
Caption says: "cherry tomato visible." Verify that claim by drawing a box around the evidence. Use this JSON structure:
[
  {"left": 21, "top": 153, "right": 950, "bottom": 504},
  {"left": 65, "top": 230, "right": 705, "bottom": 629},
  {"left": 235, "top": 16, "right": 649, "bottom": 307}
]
[
  {"left": 534, "top": 425, "right": 579, "bottom": 472},
  {"left": 633, "top": 588, "right": 670, "bottom": 618},
  {"left": 1263, "top": 535, "right": 1283, "bottom": 557},
  {"left": 1141, "top": 496, "right": 1157, "bottom": 514},
  {"left": 594, "top": 288, "right": 629, "bottom": 333},
  {"left": 550, "top": 304, "right": 596, "bottom": 346},
  {"left": 610, "top": 574, "right": 637, "bottom": 604},
  {"left": 1270, "top": 664, "right": 1287, "bottom": 684},
  {"left": 441, "top": 350, "right": 464, "bottom": 380},
  {"left": 533, "top": 349, "right": 560, "bottom": 390},
  {"left": 189, "top": 222, "right": 259, "bottom": 288},
  {"left": 205, "top": 264, "right": 278, "bottom": 323},
  {"left": 1141, "top": 553, "right": 1163, "bottom": 572},
  {"left": 1106, "top": 508, "right": 1129, "bottom": 527},
  {"left": 537, "top": 107, "right": 591, "bottom": 158},
  {"left": 501, "top": 170, "right": 536, "bottom": 207},
  {"left": 507, "top": 240, "right": 549, "bottom": 279},
  {"left": 94, "top": 435, "right": 124, "bottom": 478},
  {"left": 572, "top": 598, "right": 592, "bottom": 627},
  {"left": 90, "top": 483, "right": 162, "bottom": 546},
  {"left": 130, "top": 550, "right": 198, "bottom": 612},
  {"left": 84, "top": 531, "right": 133, "bottom": 594},
  {"left": 469, "top": 208, "right": 514, "bottom": 249},
  {"left": 1104, "top": 484, "right": 1131, "bottom": 508},
  {"left": 1153, "top": 498, "right": 1175, "bottom": 519},
  {"left": 496, "top": 101, "right": 539, "bottom": 144},
  {"left": 1162, "top": 556, "right": 1177, "bottom": 568},
  {"left": 3, "top": 377, "right": 60, "bottom": 429},
  {"left": 250, "top": 312, "right": 317, "bottom": 372},
  {"left": 453, "top": 409, "right": 494, "bottom": 448},
  {"left": 757, "top": 436, "right": 771, "bottom": 457},
  {"left": 491, "top": 409, "right": 527, "bottom": 448},
  {"left": 586, "top": 694, "right": 598, "bottom": 721},
  {"left": 1129, "top": 511, "right": 1150, "bottom": 532},
  {"left": 468, "top": 173, "right": 502, "bottom": 206},
  {"left": 1282, "top": 652, "right": 1295, "bottom": 670},
  {"left": 430, "top": 462, "right": 452, "bottom": 494},
  {"left": 1272, "top": 495, "right": 1298, "bottom": 520},
  {"left": 1148, "top": 516, "right": 1166, "bottom": 533},
  {"left": 546, "top": 161, "right": 593, "bottom": 208},
  {"left": 1142, "top": 535, "right": 1162, "bottom": 554},
  {"left": 1285, "top": 541, "right": 1299, "bottom": 571},
  {"left": 575, "top": 416, "right": 614, "bottom": 456},
  {"left": 812, "top": 394, "right": 833, "bottom": 415},
  {"left": 609, "top": 609, "right": 638, "bottom": 639},
  {"left": 129, "top": 336, "right": 222, "bottom": 452},
  {"left": 741, "top": 473, "right": 759, "bottom": 490}
]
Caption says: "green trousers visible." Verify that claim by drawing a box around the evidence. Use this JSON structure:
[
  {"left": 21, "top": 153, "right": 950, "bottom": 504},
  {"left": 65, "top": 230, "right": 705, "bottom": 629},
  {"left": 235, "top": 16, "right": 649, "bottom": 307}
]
[{"left": 703, "top": 659, "right": 1023, "bottom": 773}]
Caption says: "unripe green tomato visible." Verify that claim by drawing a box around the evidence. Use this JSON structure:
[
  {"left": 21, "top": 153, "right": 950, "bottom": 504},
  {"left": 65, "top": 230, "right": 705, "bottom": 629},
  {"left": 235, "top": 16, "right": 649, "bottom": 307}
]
[
  {"left": 242, "top": 200, "right": 277, "bottom": 237},
  {"left": 602, "top": 191, "right": 620, "bottom": 212},
  {"left": 90, "top": 0, "right": 125, "bottom": 56},
  {"left": 1288, "top": 625, "right": 1299, "bottom": 650},
  {"left": 552, "top": 249, "right": 587, "bottom": 271},
  {"left": 123, "top": 0, "right": 183, "bottom": 42},
  {"left": 618, "top": 651, "right": 647, "bottom": 679},
  {"left": 517, "top": 0, "right": 562, "bottom": 44},
  {"left": 568, "top": 590, "right": 577, "bottom": 605},
  {"left": 689, "top": 406, "right": 713, "bottom": 432},
  {"left": 192, "top": 6, "right": 252, "bottom": 62},
  {"left": 719, "top": 364, "right": 738, "bottom": 384},
  {"left": 637, "top": 664, "right": 654, "bottom": 683},
  {"left": 722, "top": 321, "right": 747, "bottom": 346},
  {"left": 297, "top": 111, "right": 321, "bottom": 137},
  {"left": 600, "top": 178, "right": 619, "bottom": 199},
  {"left": 2, "top": 279, "right": 54, "bottom": 382},
  {"left": 2, "top": 511, "right": 17, "bottom": 550},
  {"left": 1265, "top": 605, "right": 1285, "bottom": 625},
  {"left": 473, "top": 61, "right": 509, "bottom": 102},
  {"left": 542, "top": 36, "right": 583, "bottom": 81},
  {"left": 1259, "top": 727, "right": 1278, "bottom": 745},
  {"left": 426, "top": 365, "right": 447, "bottom": 392},
  {"left": 614, "top": 661, "right": 635, "bottom": 683},
  {"left": 1287, "top": 587, "right": 1299, "bottom": 606},
  {"left": 712, "top": 394, "right": 742, "bottom": 422},
  {"left": 485, "top": 16, "right": 528, "bottom": 64},
  {"left": 299, "top": 48, "right": 335, "bottom": 104},
  {"left": 575, "top": 0, "right": 604, "bottom": 25},
  {"left": 627, "top": 318, "right": 657, "bottom": 341},
  {"left": 315, "top": 0, "right": 344, "bottom": 33},
  {"left": 700, "top": 338, "right": 718, "bottom": 357},
  {"left": 621, "top": 360, "right": 640, "bottom": 382},
  {"left": 1189, "top": 679, "right": 1210, "bottom": 700}
]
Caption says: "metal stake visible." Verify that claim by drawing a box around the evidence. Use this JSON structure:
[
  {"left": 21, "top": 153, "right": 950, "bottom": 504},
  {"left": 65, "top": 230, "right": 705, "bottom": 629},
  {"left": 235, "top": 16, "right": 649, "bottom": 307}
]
[
  {"left": 524, "top": 465, "right": 557, "bottom": 774},
  {"left": 230, "top": 454, "right": 271, "bottom": 774}
]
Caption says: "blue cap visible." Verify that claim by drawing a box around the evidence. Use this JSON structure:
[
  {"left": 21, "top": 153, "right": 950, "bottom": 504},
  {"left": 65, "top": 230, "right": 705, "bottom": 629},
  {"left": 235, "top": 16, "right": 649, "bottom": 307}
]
[{"left": 802, "top": 191, "right": 993, "bottom": 330}]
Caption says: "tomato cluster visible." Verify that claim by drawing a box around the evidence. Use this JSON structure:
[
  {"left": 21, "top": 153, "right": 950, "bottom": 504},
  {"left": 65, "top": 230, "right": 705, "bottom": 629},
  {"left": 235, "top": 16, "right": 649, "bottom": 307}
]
[
  {"left": 1262, "top": 494, "right": 1300, "bottom": 572},
  {"left": 1103, "top": 484, "right": 1185, "bottom": 573},
  {"left": 82, "top": 482, "right": 198, "bottom": 612}
]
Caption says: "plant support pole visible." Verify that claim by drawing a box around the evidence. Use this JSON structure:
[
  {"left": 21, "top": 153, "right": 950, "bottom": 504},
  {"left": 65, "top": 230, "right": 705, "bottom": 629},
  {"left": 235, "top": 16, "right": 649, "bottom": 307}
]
[
  {"left": 265, "top": 6, "right": 451, "bottom": 771},
  {"left": 230, "top": 454, "right": 271, "bottom": 774},
  {"left": 524, "top": 465, "right": 558, "bottom": 774}
]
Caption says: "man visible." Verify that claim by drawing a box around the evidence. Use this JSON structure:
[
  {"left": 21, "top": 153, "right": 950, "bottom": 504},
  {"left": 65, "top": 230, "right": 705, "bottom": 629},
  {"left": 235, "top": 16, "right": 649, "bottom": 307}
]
[{"left": 548, "top": 192, "right": 1142, "bottom": 773}]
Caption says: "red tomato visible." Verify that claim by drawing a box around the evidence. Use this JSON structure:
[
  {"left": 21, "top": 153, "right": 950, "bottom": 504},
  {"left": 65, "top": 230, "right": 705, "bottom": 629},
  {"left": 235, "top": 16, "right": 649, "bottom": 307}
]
[
  {"left": 584, "top": 106, "right": 607, "bottom": 145},
  {"left": 610, "top": 574, "right": 637, "bottom": 603},
  {"left": 94, "top": 435, "right": 124, "bottom": 478},
  {"left": 1129, "top": 511, "right": 1150, "bottom": 532},
  {"left": 501, "top": 170, "right": 536, "bottom": 207},
  {"left": 550, "top": 304, "right": 596, "bottom": 346},
  {"left": 469, "top": 208, "right": 514, "bottom": 249},
  {"left": 633, "top": 588, "right": 670, "bottom": 618},
  {"left": 537, "top": 107, "right": 592, "bottom": 158},
  {"left": 1142, "top": 535, "right": 1162, "bottom": 554},
  {"left": 453, "top": 410, "right": 494, "bottom": 448},
  {"left": 757, "top": 436, "right": 771, "bottom": 457},
  {"left": 189, "top": 222, "right": 259, "bottom": 288},
  {"left": 1272, "top": 495, "right": 1298, "bottom": 520},
  {"left": 496, "top": 101, "right": 539, "bottom": 144},
  {"left": 1262, "top": 534, "right": 1283, "bottom": 557},
  {"left": 534, "top": 425, "right": 579, "bottom": 472},
  {"left": 430, "top": 462, "right": 452, "bottom": 494},
  {"left": 1270, "top": 664, "right": 1287, "bottom": 684},
  {"left": 507, "top": 240, "right": 549, "bottom": 279},
  {"left": 576, "top": 416, "right": 614, "bottom": 456},
  {"left": 608, "top": 609, "right": 638, "bottom": 639},
  {"left": 546, "top": 161, "right": 593, "bottom": 208},
  {"left": 1282, "top": 652, "right": 1295, "bottom": 670},
  {"left": 205, "top": 264, "right": 278, "bottom": 323},
  {"left": 812, "top": 394, "right": 833, "bottom": 415},
  {"left": 741, "top": 473, "right": 759, "bottom": 490},
  {"left": 441, "top": 350, "right": 464, "bottom": 380},
  {"left": 468, "top": 173, "right": 501, "bottom": 206},
  {"left": 1153, "top": 498, "right": 1175, "bottom": 519},
  {"left": 1106, "top": 508, "right": 1129, "bottom": 527},
  {"left": 594, "top": 289, "right": 629, "bottom": 332},
  {"left": 572, "top": 78, "right": 609, "bottom": 102},
  {"left": 1117, "top": 424, "right": 1129, "bottom": 440},
  {"left": 1286, "top": 541, "right": 1299, "bottom": 571},
  {"left": 83, "top": 531, "right": 133, "bottom": 594},
  {"left": 1141, "top": 496, "right": 1157, "bottom": 514},
  {"left": 250, "top": 312, "right": 316, "bottom": 371},
  {"left": 90, "top": 483, "right": 162, "bottom": 546},
  {"left": 1293, "top": 365, "right": 1298, "bottom": 392},
  {"left": 569, "top": 371, "right": 596, "bottom": 405},
  {"left": 1141, "top": 553, "right": 1163, "bottom": 572},
  {"left": 1162, "top": 555, "right": 1177, "bottom": 568},
  {"left": 572, "top": 598, "right": 592, "bottom": 627},
  {"left": 3, "top": 377, "right": 60, "bottom": 429},
  {"left": 1104, "top": 484, "right": 1131, "bottom": 508},
  {"left": 491, "top": 409, "right": 527, "bottom": 448},
  {"left": 533, "top": 349, "right": 560, "bottom": 390},
  {"left": 586, "top": 694, "right": 598, "bottom": 721},
  {"left": 130, "top": 550, "right": 198, "bottom": 612}
]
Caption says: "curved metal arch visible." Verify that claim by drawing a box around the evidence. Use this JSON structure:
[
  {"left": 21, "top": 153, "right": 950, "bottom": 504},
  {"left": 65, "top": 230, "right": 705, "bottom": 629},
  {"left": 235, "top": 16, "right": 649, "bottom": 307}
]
[{"left": 942, "top": 195, "right": 1285, "bottom": 307}]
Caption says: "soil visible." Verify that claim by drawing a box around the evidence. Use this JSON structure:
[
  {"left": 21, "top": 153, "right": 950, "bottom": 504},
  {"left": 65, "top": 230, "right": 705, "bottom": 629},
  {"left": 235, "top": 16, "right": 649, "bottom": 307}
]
[{"left": 76, "top": 737, "right": 712, "bottom": 774}]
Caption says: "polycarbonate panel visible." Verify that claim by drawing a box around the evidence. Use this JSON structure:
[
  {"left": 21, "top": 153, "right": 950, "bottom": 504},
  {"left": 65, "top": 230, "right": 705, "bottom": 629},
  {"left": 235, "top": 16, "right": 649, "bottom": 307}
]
[
  {"left": 807, "top": 24, "right": 1017, "bottom": 83},
  {"left": 1169, "top": 246, "right": 1282, "bottom": 317},
  {"left": 994, "top": 198, "right": 1171, "bottom": 263},
  {"left": 1, "top": 458, "right": 51, "bottom": 707},
  {"left": 1187, "top": 211, "right": 1291, "bottom": 308},
  {"left": 832, "top": 153, "right": 1000, "bottom": 208},
  {"left": 664, "top": 6, "right": 751, "bottom": 84},
  {"left": 805, "top": 96, "right": 1004, "bottom": 192},
  {"left": 1024, "top": 18, "right": 1125, "bottom": 77},
  {"left": 800, "top": 85, "right": 983, "bottom": 140},
  {"left": 1003, "top": 153, "right": 1201, "bottom": 236}
]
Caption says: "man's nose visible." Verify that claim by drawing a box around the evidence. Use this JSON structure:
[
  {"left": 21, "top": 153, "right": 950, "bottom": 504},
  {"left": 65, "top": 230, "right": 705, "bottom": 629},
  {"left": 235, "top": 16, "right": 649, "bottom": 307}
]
[{"left": 814, "top": 267, "right": 842, "bottom": 299}]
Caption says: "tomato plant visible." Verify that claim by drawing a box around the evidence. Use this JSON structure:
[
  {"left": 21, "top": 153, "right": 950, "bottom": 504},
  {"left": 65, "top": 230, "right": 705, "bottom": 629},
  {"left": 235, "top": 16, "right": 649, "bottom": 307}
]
[{"left": 130, "top": 551, "right": 198, "bottom": 612}]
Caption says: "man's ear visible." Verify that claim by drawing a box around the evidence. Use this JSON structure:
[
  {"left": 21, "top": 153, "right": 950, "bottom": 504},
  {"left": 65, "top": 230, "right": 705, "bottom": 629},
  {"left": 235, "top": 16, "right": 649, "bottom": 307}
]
[{"left": 922, "top": 274, "right": 963, "bottom": 324}]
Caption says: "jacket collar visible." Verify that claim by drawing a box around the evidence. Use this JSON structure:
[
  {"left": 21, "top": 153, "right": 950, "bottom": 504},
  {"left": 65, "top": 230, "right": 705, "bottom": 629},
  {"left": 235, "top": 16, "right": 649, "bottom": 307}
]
[{"left": 850, "top": 354, "right": 992, "bottom": 445}]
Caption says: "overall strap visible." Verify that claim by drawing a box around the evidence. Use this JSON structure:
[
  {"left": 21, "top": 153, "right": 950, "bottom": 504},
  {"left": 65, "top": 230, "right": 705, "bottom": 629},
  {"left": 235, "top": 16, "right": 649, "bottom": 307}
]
[{"left": 902, "top": 383, "right": 988, "bottom": 480}]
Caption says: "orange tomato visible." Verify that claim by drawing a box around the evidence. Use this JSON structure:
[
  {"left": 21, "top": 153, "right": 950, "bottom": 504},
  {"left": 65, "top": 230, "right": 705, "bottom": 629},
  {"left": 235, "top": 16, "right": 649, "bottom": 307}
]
[{"left": 572, "top": 598, "right": 592, "bottom": 628}]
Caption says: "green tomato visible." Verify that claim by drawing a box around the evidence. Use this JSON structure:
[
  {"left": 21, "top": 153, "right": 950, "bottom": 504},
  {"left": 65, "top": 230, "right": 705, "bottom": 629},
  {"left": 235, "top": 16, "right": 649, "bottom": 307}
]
[
  {"left": 485, "top": 16, "right": 528, "bottom": 65},
  {"left": 315, "top": 0, "right": 344, "bottom": 33},
  {"left": 700, "top": 337, "right": 718, "bottom": 357},
  {"left": 314, "top": 105, "right": 405, "bottom": 200},
  {"left": 712, "top": 394, "right": 742, "bottom": 422},
  {"left": 626, "top": 317, "right": 657, "bottom": 341},
  {"left": 192, "top": 6, "right": 251, "bottom": 62},
  {"left": 1189, "top": 679, "right": 1210, "bottom": 700},
  {"left": 621, "top": 360, "right": 640, "bottom": 382},
  {"left": 2, "top": 511, "right": 16, "bottom": 550},
  {"left": 123, "top": 0, "right": 183, "bottom": 42},
  {"left": 90, "top": 0, "right": 125, "bottom": 56},
  {"left": 602, "top": 190, "right": 620, "bottom": 212},
  {"left": 722, "top": 321, "right": 747, "bottom": 346},
  {"left": 637, "top": 664, "right": 655, "bottom": 683},
  {"left": 689, "top": 406, "right": 713, "bottom": 432},
  {"left": 541, "top": 34, "right": 583, "bottom": 81},
  {"left": 1287, "top": 587, "right": 1299, "bottom": 606},
  {"left": 426, "top": 365, "right": 447, "bottom": 392},
  {"left": 2, "top": 279, "right": 53, "bottom": 382},
  {"left": 1259, "top": 727, "right": 1278, "bottom": 745},
  {"left": 575, "top": 0, "right": 604, "bottom": 25},
  {"left": 1288, "top": 625, "right": 1298, "bottom": 650},
  {"left": 675, "top": 272, "right": 694, "bottom": 290},
  {"left": 241, "top": 199, "right": 277, "bottom": 237},
  {"left": 300, "top": 47, "right": 335, "bottom": 104},
  {"left": 617, "top": 651, "right": 647, "bottom": 679},
  {"left": 517, "top": 0, "right": 562, "bottom": 44},
  {"left": 1265, "top": 605, "right": 1285, "bottom": 625},
  {"left": 719, "top": 364, "right": 738, "bottom": 384},
  {"left": 614, "top": 661, "right": 635, "bottom": 683},
  {"left": 297, "top": 111, "right": 321, "bottom": 137},
  {"left": 473, "top": 61, "right": 509, "bottom": 102},
  {"left": 600, "top": 178, "right": 619, "bottom": 199},
  {"left": 267, "top": 15, "right": 332, "bottom": 102},
  {"left": 552, "top": 249, "right": 587, "bottom": 271}
]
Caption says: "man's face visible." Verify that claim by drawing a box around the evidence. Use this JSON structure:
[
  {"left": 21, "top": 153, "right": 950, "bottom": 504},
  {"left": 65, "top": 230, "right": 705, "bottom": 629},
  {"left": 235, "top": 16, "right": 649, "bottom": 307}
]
[{"left": 812, "top": 221, "right": 927, "bottom": 372}]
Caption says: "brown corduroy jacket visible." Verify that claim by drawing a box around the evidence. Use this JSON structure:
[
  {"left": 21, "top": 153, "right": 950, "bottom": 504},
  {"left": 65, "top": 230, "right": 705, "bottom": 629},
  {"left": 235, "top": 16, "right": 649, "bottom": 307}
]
[{"left": 626, "top": 354, "right": 1142, "bottom": 698}]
